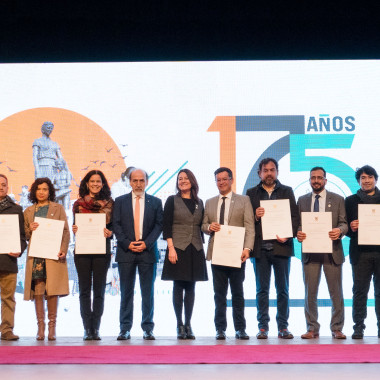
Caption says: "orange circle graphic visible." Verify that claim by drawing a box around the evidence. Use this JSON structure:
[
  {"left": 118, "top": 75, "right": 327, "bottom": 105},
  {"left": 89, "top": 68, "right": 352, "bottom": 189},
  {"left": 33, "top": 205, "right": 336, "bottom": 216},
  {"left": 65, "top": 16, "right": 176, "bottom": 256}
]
[{"left": 0, "top": 107, "right": 127, "bottom": 201}]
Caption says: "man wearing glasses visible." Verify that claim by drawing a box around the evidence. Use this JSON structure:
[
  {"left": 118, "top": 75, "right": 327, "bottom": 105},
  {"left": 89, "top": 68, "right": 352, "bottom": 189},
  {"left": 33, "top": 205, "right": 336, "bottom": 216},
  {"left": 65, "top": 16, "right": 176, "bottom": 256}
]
[{"left": 202, "top": 167, "right": 255, "bottom": 340}]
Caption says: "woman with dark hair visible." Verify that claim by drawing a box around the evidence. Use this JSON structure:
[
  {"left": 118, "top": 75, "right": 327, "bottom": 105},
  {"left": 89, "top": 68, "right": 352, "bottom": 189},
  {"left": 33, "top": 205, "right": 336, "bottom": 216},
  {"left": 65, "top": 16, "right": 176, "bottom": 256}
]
[
  {"left": 24, "top": 177, "right": 70, "bottom": 341},
  {"left": 72, "top": 170, "right": 113, "bottom": 340},
  {"left": 161, "top": 169, "right": 208, "bottom": 339}
]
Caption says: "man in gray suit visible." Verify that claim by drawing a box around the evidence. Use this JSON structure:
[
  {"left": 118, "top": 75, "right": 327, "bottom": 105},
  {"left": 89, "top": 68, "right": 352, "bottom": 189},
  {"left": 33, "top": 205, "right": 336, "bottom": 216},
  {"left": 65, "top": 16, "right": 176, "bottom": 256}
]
[
  {"left": 202, "top": 167, "right": 255, "bottom": 340},
  {"left": 297, "top": 166, "right": 348, "bottom": 339}
]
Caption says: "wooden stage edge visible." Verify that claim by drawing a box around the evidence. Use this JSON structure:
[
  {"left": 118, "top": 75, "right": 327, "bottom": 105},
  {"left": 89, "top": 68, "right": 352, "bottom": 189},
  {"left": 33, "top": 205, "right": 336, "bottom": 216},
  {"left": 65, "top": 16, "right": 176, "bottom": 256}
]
[{"left": 1, "top": 336, "right": 379, "bottom": 347}]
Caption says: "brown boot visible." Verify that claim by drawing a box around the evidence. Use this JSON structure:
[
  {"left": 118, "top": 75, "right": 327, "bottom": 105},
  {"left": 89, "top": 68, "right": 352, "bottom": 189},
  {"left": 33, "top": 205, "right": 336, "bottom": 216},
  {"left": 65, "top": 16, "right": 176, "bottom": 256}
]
[
  {"left": 47, "top": 296, "right": 58, "bottom": 341},
  {"left": 34, "top": 295, "right": 45, "bottom": 341}
]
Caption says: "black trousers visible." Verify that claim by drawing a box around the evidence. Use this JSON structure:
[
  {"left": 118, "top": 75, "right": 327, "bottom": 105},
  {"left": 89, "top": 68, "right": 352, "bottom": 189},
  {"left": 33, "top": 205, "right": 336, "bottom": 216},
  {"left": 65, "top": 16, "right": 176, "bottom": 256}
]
[
  {"left": 352, "top": 252, "right": 380, "bottom": 331},
  {"left": 211, "top": 263, "right": 246, "bottom": 331},
  {"left": 74, "top": 254, "right": 111, "bottom": 330}
]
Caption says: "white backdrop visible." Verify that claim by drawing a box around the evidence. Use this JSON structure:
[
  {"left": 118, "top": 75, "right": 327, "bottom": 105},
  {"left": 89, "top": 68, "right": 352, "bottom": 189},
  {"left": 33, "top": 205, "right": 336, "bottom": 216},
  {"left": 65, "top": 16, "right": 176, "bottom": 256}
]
[{"left": 1, "top": 60, "right": 379, "bottom": 337}]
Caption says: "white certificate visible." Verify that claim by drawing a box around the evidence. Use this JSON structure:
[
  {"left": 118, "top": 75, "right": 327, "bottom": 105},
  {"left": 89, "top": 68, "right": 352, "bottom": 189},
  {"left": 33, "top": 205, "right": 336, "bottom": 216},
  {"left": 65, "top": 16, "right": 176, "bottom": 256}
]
[
  {"left": 75, "top": 213, "right": 106, "bottom": 254},
  {"left": 260, "top": 199, "right": 293, "bottom": 240},
  {"left": 358, "top": 204, "right": 380, "bottom": 245},
  {"left": 301, "top": 212, "right": 332, "bottom": 253},
  {"left": 0, "top": 214, "right": 21, "bottom": 254},
  {"left": 211, "top": 225, "right": 245, "bottom": 268},
  {"left": 28, "top": 217, "right": 65, "bottom": 260}
]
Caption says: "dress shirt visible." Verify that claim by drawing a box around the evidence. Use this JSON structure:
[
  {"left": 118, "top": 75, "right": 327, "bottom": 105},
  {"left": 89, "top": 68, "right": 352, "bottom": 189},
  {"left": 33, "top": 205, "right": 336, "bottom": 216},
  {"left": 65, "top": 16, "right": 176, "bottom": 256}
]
[
  {"left": 132, "top": 191, "right": 145, "bottom": 240},
  {"left": 217, "top": 192, "right": 232, "bottom": 225},
  {"left": 311, "top": 189, "right": 326, "bottom": 212}
]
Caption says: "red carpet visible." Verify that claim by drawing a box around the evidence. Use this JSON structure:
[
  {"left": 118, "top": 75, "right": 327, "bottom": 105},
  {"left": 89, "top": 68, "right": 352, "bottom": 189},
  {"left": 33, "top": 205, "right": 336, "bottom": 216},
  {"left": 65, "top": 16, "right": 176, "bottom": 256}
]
[{"left": 0, "top": 344, "right": 380, "bottom": 364}]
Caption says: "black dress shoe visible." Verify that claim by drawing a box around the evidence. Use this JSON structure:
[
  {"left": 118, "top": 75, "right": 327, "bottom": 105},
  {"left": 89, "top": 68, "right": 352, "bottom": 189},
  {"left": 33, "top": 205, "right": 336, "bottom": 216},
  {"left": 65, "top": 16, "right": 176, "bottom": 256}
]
[
  {"left": 278, "top": 329, "right": 294, "bottom": 339},
  {"left": 177, "top": 325, "right": 187, "bottom": 340},
  {"left": 216, "top": 330, "right": 226, "bottom": 340},
  {"left": 235, "top": 330, "right": 250, "bottom": 340},
  {"left": 83, "top": 329, "right": 93, "bottom": 341},
  {"left": 143, "top": 330, "right": 155, "bottom": 340},
  {"left": 92, "top": 329, "right": 101, "bottom": 340},
  {"left": 352, "top": 330, "right": 364, "bottom": 339},
  {"left": 117, "top": 330, "right": 131, "bottom": 340},
  {"left": 256, "top": 329, "right": 268, "bottom": 339},
  {"left": 185, "top": 325, "right": 195, "bottom": 340}
]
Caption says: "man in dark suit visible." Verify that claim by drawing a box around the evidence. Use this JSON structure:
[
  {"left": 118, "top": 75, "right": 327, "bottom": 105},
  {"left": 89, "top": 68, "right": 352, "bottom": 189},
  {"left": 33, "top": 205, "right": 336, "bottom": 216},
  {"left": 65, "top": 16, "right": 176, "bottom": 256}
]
[
  {"left": 345, "top": 165, "right": 380, "bottom": 339},
  {"left": 297, "top": 167, "right": 348, "bottom": 339},
  {"left": 113, "top": 168, "right": 163, "bottom": 340},
  {"left": 246, "top": 158, "right": 299, "bottom": 339},
  {"left": 202, "top": 167, "right": 255, "bottom": 340}
]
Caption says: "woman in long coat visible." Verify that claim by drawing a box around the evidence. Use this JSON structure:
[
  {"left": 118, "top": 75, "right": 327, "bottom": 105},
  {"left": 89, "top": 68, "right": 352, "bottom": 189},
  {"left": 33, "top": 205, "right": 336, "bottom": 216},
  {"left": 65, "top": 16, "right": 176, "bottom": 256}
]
[{"left": 24, "top": 177, "right": 70, "bottom": 341}]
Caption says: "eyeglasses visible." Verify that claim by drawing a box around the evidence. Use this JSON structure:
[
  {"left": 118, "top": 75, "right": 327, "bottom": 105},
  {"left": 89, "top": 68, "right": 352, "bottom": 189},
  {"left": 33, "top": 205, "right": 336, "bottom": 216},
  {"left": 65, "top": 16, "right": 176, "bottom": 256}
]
[{"left": 216, "top": 178, "right": 231, "bottom": 183}]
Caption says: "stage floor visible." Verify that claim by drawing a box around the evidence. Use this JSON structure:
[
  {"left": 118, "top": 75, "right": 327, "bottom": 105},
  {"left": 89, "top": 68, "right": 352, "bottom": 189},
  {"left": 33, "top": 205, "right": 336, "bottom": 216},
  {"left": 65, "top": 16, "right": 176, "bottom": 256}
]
[
  {"left": 2, "top": 337, "right": 380, "bottom": 380},
  {"left": 1, "top": 335, "right": 379, "bottom": 346}
]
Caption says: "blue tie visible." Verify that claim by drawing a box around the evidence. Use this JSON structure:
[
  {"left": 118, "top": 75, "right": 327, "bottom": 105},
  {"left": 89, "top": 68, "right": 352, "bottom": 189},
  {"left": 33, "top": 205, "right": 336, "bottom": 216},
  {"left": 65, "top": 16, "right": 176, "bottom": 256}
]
[{"left": 313, "top": 194, "right": 320, "bottom": 212}]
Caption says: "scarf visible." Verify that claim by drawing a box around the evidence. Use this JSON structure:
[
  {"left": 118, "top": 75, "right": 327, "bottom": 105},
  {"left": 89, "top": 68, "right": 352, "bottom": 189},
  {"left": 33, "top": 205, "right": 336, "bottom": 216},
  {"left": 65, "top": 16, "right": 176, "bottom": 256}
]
[
  {"left": 73, "top": 195, "right": 113, "bottom": 224},
  {"left": 0, "top": 195, "right": 12, "bottom": 212},
  {"left": 356, "top": 187, "right": 380, "bottom": 204}
]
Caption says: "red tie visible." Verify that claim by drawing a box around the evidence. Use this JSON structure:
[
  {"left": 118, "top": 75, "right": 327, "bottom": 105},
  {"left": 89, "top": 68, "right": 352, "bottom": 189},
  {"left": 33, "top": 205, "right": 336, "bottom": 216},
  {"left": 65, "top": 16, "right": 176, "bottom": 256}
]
[{"left": 134, "top": 196, "right": 141, "bottom": 241}]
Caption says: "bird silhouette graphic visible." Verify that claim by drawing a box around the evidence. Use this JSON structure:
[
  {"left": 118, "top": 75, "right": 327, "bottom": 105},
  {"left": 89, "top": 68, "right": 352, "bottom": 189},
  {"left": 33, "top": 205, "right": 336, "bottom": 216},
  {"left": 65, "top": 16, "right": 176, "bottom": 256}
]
[
  {"left": 6, "top": 166, "right": 17, "bottom": 172},
  {"left": 105, "top": 148, "right": 113, "bottom": 153}
]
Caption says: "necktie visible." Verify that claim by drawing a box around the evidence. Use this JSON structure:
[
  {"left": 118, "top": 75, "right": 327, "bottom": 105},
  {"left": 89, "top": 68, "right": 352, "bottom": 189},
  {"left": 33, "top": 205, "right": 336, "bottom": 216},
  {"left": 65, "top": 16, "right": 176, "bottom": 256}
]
[
  {"left": 219, "top": 197, "right": 227, "bottom": 225},
  {"left": 313, "top": 194, "right": 320, "bottom": 212},
  {"left": 134, "top": 196, "right": 141, "bottom": 240}
]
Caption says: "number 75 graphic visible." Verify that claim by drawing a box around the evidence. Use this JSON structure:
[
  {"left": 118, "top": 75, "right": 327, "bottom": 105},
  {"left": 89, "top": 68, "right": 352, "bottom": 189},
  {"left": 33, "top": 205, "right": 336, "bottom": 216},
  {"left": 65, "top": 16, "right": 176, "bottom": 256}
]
[{"left": 208, "top": 115, "right": 356, "bottom": 194}]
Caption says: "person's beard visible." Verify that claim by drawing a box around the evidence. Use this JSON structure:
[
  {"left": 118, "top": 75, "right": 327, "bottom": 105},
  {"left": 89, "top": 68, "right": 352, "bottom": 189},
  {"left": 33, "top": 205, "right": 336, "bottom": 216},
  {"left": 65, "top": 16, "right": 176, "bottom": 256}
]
[
  {"left": 312, "top": 183, "right": 325, "bottom": 193},
  {"left": 263, "top": 176, "right": 275, "bottom": 186}
]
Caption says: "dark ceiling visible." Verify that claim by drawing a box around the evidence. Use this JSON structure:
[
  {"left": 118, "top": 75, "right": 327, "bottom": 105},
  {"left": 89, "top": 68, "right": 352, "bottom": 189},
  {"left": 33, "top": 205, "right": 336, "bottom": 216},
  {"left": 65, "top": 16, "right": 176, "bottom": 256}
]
[{"left": 1, "top": 1, "right": 379, "bottom": 62}]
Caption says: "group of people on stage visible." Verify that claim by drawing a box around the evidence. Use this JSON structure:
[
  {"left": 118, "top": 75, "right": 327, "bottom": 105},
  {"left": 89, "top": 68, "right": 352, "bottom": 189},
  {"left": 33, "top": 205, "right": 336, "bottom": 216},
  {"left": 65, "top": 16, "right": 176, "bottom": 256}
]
[{"left": 0, "top": 159, "right": 380, "bottom": 342}]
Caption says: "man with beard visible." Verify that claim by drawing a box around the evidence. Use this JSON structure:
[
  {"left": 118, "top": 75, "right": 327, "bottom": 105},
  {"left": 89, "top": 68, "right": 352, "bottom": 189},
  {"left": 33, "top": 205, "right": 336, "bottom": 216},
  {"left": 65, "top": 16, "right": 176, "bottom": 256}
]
[
  {"left": 113, "top": 168, "right": 163, "bottom": 340},
  {"left": 297, "top": 167, "right": 347, "bottom": 339},
  {"left": 345, "top": 165, "right": 380, "bottom": 339},
  {"left": 246, "top": 158, "right": 299, "bottom": 339}
]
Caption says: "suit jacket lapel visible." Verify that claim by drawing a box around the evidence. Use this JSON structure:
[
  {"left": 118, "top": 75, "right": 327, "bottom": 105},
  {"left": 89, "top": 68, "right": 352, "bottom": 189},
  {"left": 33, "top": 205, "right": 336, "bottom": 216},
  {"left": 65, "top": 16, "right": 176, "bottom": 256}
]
[
  {"left": 325, "top": 190, "right": 332, "bottom": 211},
  {"left": 211, "top": 196, "right": 219, "bottom": 222},
  {"left": 306, "top": 193, "right": 312, "bottom": 212},
  {"left": 142, "top": 193, "right": 150, "bottom": 238},
  {"left": 227, "top": 192, "right": 236, "bottom": 224},
  {"left": 47, "top": 202, "right": 58, "bottom": 219}
]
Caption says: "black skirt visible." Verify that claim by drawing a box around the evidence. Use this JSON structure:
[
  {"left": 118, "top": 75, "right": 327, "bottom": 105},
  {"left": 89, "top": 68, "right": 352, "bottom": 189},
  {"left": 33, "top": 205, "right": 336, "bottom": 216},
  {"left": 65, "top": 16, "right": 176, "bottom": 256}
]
[{"left": 161, "top": 243, "right": 208, "bottom": 282}]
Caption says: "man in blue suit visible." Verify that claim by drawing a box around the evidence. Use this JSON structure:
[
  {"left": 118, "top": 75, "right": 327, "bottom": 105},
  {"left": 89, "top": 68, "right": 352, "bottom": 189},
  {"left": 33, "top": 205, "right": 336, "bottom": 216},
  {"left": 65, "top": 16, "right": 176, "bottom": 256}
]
[{"left": 113, "top": 168, "right": 163, "bottom": 340}]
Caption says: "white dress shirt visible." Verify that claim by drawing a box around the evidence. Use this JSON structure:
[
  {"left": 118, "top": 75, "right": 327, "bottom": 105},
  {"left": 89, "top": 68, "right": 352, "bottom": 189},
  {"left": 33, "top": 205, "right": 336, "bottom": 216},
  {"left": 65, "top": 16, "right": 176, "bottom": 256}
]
[
  {"left": 217, "top": 191, "right": 232, "bottom": 225},
  {"left": 311, "top": 189, "right": 326, "bottom": 212}
]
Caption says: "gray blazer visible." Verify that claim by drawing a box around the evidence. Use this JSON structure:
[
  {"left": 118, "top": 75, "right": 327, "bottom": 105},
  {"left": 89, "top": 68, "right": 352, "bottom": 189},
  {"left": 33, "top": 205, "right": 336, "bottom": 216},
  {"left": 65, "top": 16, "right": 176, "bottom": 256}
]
[
  {"left": 202, "top": 192, "right": 255, "bottom": 261},
  {"left": 297, "top": 190, "right": 348, "bottom": 264}
]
